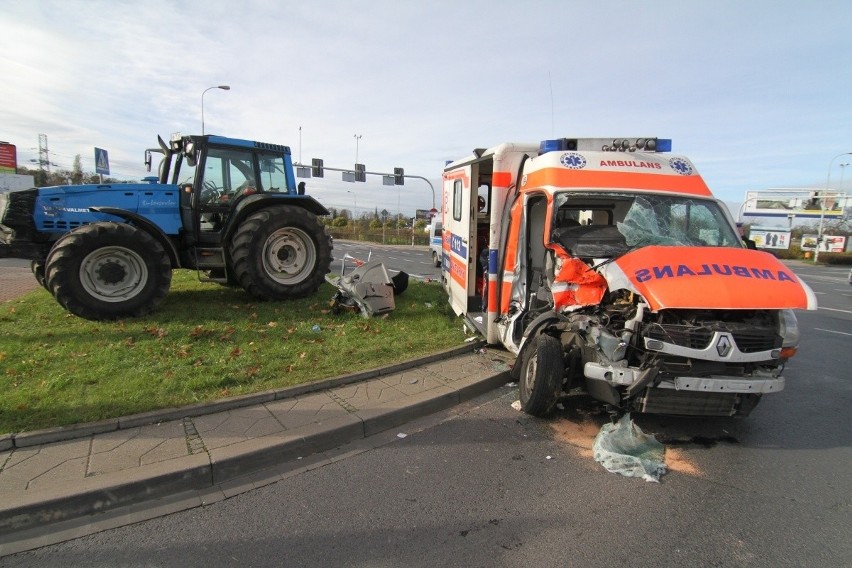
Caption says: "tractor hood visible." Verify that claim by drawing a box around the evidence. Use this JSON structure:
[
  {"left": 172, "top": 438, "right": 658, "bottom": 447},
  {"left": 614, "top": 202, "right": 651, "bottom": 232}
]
[{"left": 604, "top": 246, "right": 817, "bottom": 312}]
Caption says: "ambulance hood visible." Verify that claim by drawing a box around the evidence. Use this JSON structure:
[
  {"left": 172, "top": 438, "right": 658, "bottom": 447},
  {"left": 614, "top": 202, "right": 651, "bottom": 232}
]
[{"left": 604, "top": 246, "right": 817, "bottom": 312}]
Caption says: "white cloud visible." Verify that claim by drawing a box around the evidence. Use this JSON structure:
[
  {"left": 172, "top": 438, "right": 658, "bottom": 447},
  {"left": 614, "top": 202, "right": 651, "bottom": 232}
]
[{"left": 1, "top": 0, "right": 850, "bottom": 209}]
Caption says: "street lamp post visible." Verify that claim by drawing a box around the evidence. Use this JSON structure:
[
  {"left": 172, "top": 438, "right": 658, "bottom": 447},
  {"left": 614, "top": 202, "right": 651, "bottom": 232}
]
[
  {"left": 353, "top": 134, "right": 362, "bottom": 168},
  {"left": 201, "top": 85, "right": 231, "bottom": 135},
  {"left": 815, "top": 152, "right": 852, "bottom": 263}
]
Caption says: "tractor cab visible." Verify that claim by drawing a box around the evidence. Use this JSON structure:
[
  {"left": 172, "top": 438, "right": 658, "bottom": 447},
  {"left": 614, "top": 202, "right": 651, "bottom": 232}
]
[{"left": 145, "top": 134, "right": 321, "bottom": 244}]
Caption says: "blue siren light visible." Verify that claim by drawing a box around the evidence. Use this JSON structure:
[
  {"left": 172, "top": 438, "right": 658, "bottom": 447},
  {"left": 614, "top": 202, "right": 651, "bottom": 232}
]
[
  {"left": 539, "top": 138, "right": 578, "bottom": 154},
  {"left": 655, "top": 139, "right": 672, "bottom": 152}
]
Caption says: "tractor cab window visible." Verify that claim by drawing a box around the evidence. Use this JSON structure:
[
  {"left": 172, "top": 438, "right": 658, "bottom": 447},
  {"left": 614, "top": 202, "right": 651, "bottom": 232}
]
[
  {"left": 200, "top": 147, "right": 256, "bottom": 206},
  {"left": 174, "top": 155, "right": 197, "bottom": 189},
  {"left": 258, "top": 155, "right": 289, "bottom": 194}
]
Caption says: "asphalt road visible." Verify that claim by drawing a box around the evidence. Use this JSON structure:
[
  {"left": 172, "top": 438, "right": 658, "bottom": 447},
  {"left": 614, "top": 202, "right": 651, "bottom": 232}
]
[
  {"left": 4, "top": 262, "right": 849, "bottom": 567},
  {"left": 331, "top": 239, "right": 442, "bottom": 282}
]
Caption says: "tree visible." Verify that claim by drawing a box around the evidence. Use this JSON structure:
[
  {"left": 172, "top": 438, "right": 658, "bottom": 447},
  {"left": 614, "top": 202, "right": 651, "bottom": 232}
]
[{"left": 71, "top": 154, "right": 83, "bottom": 184}]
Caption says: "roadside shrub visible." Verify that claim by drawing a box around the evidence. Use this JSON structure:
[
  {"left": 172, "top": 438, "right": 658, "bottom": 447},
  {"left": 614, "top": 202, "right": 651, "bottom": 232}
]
[
  {"left": 773, "top": 244, "right": 802, "bottom": 260},
  {"left": 817, "top": 252, "right": 852, "bottom": 265}
]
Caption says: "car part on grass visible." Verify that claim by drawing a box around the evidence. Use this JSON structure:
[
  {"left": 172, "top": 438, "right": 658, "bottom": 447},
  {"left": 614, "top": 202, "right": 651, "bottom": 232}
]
[{"left": 326, "top": 259, "right": 409, "bottom": 317}]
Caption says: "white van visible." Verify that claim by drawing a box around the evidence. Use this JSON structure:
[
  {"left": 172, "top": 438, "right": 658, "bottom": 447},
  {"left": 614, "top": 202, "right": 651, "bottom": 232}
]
[{"left": 428, "top": 221, "right": 442, "bottom": 267}]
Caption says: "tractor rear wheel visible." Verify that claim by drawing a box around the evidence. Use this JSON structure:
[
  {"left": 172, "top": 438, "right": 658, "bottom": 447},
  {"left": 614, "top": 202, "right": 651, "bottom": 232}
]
[
  {"left": 230, "top": 206, "right": 332, "bottom": 300},
  {"left": 31, "top": 260, "right": 47, "bottom": 290},
  {"left": 45, "top": 222, "right": 172, "bottom": 320}
]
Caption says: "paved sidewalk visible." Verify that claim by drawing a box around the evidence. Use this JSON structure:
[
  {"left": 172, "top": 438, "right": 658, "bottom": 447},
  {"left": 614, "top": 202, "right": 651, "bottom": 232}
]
[
  {"left": 0, "top": 259, "right": 39, "bottom": 303},
  {"left": 0, "top": 344, "right": 515, "bottom": 555}
]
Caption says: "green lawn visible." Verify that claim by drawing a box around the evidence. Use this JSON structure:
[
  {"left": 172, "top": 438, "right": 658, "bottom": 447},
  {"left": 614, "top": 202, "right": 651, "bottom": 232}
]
[{"left": 0, "top": 270, "right": 464, "bottom": 434}]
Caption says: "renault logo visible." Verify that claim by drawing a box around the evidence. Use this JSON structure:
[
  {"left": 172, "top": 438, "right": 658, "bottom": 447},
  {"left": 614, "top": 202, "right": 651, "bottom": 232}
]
[{"left": 716, "top": 334, "right": 733, "bottom": 357}]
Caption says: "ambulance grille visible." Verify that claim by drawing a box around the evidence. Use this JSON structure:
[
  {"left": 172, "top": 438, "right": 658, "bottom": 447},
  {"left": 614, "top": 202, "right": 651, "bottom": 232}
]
[{"left": 643, "top": 323, "right": 780, "bottom": 354}]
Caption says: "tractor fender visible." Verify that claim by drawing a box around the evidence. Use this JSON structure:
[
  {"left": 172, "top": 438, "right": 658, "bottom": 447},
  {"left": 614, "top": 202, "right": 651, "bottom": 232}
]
[
  {"left": 510, "top": 310, "right": 561, "bottom": 380},
  {"left": 89, "top": 206, "right": 181, "bottom": 268},
  {"left": 221, "top": 194, "right": 329, "bottom": 241}
]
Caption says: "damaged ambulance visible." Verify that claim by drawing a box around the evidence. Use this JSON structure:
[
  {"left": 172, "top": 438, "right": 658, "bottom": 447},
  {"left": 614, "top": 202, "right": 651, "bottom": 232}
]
[{"left": 440, "top": 137, "right": 816, "bottom": 417}]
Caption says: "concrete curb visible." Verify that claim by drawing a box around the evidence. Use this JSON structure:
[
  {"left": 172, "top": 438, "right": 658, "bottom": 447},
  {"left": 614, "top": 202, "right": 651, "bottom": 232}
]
[{"left": 9, "top": 342, "right": 485, "bottom": 449}]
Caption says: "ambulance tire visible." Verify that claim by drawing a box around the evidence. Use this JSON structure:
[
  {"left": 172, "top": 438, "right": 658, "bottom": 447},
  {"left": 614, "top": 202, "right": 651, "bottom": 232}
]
[{"left": 519, "top": 334, "right": 564, "bottom": 417}]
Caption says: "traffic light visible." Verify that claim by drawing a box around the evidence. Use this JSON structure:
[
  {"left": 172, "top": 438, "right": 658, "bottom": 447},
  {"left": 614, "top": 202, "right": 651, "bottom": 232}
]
[
  {"left": 311, "top": 158, "right": 324, "bottom": 178},
  {"left": 355, "top": 163, "right": 366, "bottom": 182},
  {"left": 394, "top": 167, "right": 404, "bottom": 185}
]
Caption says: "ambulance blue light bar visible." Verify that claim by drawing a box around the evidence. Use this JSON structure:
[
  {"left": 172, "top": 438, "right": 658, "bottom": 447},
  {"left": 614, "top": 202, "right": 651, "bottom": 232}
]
[{"left": 539, "top": 138, "right": 672, "bottom": 154}]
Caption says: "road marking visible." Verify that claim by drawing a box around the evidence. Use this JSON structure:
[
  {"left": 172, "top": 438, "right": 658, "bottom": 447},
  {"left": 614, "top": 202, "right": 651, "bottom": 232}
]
[
  {"left": 814, "top": 328, "right": 852, "bottom": 336},
  {"left": 818, "top": 307, "right": 852, "bottom": 314}
]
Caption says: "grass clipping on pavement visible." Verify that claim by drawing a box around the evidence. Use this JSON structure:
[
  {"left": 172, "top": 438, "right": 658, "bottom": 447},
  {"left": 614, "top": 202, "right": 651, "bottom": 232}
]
[{"left": 0, "top": 270, "right": 465, "bottom": 434}]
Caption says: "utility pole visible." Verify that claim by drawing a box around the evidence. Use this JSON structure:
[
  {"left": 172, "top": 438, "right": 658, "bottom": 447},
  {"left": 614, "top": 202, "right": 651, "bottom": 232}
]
[{"left": 38, "top": 133, "right": 50, "bottom": 174}]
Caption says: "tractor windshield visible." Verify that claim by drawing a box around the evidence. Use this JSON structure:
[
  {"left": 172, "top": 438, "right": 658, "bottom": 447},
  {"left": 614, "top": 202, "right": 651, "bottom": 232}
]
[{"left": 551, "top": 191, "right": 741, "bottom": 258}]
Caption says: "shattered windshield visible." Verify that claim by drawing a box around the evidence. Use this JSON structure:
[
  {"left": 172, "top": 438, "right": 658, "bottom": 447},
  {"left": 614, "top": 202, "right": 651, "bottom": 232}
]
[{"left": 551, "top": 192, "right": 741, "bottom": 257}]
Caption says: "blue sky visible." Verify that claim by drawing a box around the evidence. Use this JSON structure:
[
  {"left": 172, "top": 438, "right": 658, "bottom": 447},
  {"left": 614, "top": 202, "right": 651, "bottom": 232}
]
[{"left": 2, "top": 0, "right": 851, "bottom": 220}]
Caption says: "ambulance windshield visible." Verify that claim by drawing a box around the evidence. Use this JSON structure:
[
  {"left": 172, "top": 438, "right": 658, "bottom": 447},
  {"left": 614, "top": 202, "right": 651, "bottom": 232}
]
[{"left": 552, "top": 192, "right": 741, "bottom": 257}]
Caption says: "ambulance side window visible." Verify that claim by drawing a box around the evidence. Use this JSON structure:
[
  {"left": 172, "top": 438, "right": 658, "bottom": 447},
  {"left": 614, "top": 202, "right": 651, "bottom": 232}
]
[{"left": 453, "top": 180, "right": 463, "bottom": 222}]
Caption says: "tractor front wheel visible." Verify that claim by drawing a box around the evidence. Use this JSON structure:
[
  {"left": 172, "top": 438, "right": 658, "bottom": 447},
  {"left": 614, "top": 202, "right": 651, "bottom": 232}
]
[
  {"left": 230, "top": 207, "right": 332, "bottom": 300},
  {"left": 45, "top": 222, "right": 172, "bottom": 320}
]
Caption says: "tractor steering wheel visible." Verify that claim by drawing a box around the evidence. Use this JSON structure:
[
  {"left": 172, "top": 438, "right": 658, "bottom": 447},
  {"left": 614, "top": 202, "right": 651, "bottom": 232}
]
[{"left": 201, "top": 181, "right": 223, "bottom": 204}]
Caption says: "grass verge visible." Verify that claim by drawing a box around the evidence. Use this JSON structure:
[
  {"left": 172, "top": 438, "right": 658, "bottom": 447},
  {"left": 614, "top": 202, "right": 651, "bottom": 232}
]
[{"left": 0, "top": 270, "right": 465, "bottom": 434}]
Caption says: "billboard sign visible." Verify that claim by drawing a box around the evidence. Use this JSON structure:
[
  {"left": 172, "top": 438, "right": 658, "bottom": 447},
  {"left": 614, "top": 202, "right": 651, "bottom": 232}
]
[
  {"left": 748, "top": 227, "right": 791, "bottom": 250},
  {"left": 801, "top": 234, "right": 847, "bottom": 253},
  {"left": 743, "top": 190, "right": 845, "bottom": 219},
  {"left": 0, "top": 143, "right": 17, "bottom": 174}
]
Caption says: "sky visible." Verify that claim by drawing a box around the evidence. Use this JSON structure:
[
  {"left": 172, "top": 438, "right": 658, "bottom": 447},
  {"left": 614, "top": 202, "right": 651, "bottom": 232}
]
[{"left": 2, "top": 0, "right": 851, "bottom": 222}]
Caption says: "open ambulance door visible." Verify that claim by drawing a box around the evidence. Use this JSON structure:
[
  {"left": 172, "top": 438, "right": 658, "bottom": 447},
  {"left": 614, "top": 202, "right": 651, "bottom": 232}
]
[{"left": 442, "top": 163, "right": 479, "bottom": 318}]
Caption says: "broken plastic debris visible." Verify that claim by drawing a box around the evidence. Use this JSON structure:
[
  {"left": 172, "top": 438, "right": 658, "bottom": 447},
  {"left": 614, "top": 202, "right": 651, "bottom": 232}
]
[
  {"left": 505, "top": 382, "right": 517, "bottom": 388},
  {"left": 546, "top": 455, "right": 552, "bottom": 460},
  {"left": 311, "top": 324, "right": 321, "bottom": 333},
  {"left": 474, "top": 316, "right": 483, "bottom": 324},
  {"left": 464, "top": 337, "right": 478, "bottom": 343},
  {"left": 556, "top": 402, "right": 565, "bottom": 410},
  {"left": 424, "top": 302, "right": 432, "bottom": 308},
  {"left": 397, "top": 433, "right": 407, "bottom": 439},
  {"left": 511, "top": 400, "right": 522, "bottom": 411},
  {"left": 592, "top": 413, "right": 666, "bottom": 482}
]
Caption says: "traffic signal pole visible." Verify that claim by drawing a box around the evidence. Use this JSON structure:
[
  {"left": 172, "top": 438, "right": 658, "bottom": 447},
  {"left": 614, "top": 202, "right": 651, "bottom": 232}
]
[{"left": 294, "top": 163, "right": 436, "bottom": 210}]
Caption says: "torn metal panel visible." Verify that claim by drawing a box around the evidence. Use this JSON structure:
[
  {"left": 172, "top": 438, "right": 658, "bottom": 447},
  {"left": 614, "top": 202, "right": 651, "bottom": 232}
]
[{"left": 326, "top": 260, "right": 406, "bottom": 318}]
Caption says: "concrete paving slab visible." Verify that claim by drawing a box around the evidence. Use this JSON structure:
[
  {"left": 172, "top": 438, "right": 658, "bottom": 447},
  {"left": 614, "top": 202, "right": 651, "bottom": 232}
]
[{"left": 0, "top": 347, "right": 516, "bottom": 555}]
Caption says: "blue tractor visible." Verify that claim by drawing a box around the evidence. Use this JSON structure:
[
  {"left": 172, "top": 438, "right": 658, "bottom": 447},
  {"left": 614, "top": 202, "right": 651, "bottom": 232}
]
[{"left": 0, "top": 134, "right": 333, "bottom": 320}]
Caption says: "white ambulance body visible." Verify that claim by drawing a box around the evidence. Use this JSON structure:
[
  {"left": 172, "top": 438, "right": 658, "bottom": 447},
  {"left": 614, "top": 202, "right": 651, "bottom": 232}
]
[{"left": 441, "top": 138, "right": 816, "bottom": 417}]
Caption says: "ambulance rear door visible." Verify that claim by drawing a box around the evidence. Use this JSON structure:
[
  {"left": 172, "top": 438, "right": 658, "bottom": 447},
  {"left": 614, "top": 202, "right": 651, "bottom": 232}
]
[{"left": 442, "top": 163, "right": 479, "bottom": 316}]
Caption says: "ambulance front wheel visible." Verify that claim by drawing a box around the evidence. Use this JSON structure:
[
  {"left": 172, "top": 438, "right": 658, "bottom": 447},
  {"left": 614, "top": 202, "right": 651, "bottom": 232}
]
[{"left": 519, "top": 334, "right": 564, "bottom": 417}]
